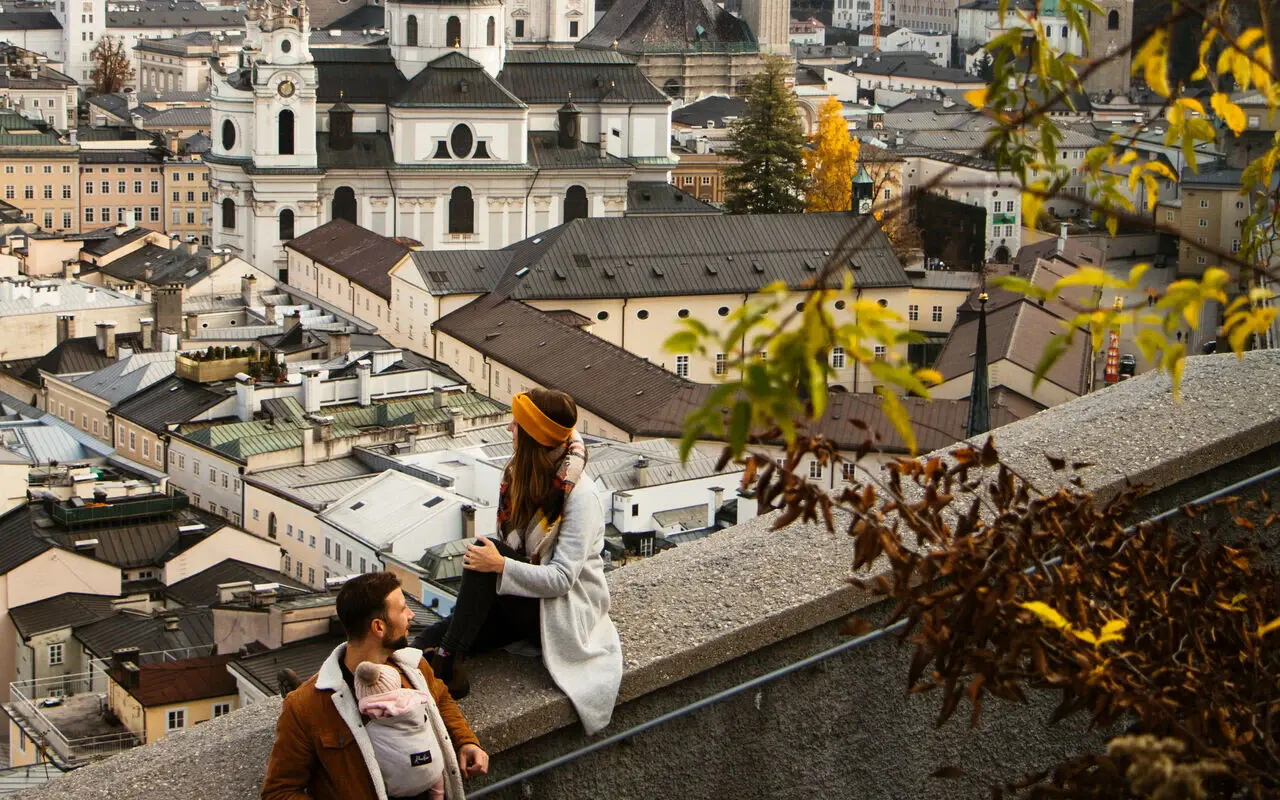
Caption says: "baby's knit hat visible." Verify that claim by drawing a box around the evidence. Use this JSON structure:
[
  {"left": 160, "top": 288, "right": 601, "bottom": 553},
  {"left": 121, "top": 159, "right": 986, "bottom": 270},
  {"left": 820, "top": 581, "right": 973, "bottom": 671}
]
[{"left": 354, "top": 661, "right": 400, "bottom": 700}]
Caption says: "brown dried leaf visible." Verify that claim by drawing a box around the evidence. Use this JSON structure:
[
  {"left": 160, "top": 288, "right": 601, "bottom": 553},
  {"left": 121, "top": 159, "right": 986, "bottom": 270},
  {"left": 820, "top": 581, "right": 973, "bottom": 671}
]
[{"left": 930, "top": 766, "right": 966, "bottom": 780}]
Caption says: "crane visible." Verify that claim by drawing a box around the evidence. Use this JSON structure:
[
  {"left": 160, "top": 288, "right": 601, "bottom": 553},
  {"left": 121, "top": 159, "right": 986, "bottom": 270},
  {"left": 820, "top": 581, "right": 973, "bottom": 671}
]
[{"left": 872, "top": 0, "right": 882, "bottom": 50}]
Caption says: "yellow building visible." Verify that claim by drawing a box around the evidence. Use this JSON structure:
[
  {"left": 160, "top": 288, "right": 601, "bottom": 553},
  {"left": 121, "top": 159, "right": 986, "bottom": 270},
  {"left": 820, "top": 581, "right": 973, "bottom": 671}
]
[
  {"left": 163, "top": 156, "right": 211, "bottom": 245},
  {"left": 106, "top": 652, "right": 238, "bottom": 745},
  {"left": 0, "top": 111, "right": 80, "bottom": 234}
]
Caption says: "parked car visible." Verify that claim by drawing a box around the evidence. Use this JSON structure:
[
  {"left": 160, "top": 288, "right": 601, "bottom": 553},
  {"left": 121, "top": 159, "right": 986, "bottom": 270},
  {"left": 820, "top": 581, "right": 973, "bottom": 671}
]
[
  {"left": 1119, "top": 353, "right": 1137, "bottom": 378},
  {"left": 1202, "top": 340, "right": 1217, "bottom": 355}
]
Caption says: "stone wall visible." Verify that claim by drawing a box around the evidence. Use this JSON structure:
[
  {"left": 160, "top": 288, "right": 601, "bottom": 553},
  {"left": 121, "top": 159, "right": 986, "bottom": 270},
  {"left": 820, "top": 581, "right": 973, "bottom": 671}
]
[{"left": 17, "top": 351, "right": 1280, "bottom": 800}]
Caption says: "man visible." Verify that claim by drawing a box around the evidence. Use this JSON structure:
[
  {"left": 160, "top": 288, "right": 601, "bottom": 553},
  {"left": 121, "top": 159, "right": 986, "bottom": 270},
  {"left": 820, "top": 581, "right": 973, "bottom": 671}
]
[{"left": 263, "top": 572, "right": 489, "bottom": 800}]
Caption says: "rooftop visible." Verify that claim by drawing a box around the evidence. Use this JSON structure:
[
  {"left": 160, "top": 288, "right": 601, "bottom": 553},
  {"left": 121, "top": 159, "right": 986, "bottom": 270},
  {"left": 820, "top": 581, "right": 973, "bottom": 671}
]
[
  {"left": 0, "top": 279, "right": 148, "bottom": 318},
  {"left": 165, "top": 558, "right": 307, "bottom": 607},
  {"left": 69, "top": 352, "right": 176, "bottom": 407},
  {"left": 9, "top": 593, "right": 116, "bottom": 639},
  {"left": 75, "top": 607, "right": 213, "bottom": 660},
  {"left": 110, "top": 654, "right": 237, "bottom": 706},
  {"left": 579, "top": 0, "right": 758, "bottom": 56},
  {"left": 316, "top": 470, "right": 474, "bottom": 552},
  {"left": 625, "top": 182, "right": 721, "bottom": 216},
  {"left": 284, "top": 219, "right": 409, "bottom": 301},
  {"left": 109, "top": 375, "right": 231, "bottom": 435}
]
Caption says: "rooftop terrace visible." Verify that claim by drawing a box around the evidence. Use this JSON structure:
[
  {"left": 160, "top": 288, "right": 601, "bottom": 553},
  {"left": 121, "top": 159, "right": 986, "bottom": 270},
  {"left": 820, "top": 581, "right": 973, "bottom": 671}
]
[{"left": 14, "top": 350, "right": 1280, "bottom": 799}]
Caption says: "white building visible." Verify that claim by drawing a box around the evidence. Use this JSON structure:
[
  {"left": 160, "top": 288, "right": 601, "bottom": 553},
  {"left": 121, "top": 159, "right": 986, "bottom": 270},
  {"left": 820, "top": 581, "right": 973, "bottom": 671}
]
[
  {"left": 205, "top": 0, "right": 673, "bottom": 272},
  {"left": 506, "top": 0, "right": 595, "bottom": 47},
  {"left": 903, "top": 149, "right": 1022, "bottom": 262},
  {"left": 833, "top": 0, "right": 894, "bottom": 32},
  {"left": 857, "top": 26, "right": 950, "bottom": 67}
]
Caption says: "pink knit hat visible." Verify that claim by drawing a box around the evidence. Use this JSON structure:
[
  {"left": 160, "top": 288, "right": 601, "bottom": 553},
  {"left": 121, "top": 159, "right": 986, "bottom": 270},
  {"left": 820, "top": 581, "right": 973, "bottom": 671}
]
[{"left": 354, "top": 661, "right": 400, "bottom": 700}]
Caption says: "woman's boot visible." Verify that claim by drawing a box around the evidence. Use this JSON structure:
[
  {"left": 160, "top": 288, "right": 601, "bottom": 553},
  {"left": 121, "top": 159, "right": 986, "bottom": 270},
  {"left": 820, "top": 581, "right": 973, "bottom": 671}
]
[{"left": 429, "top": 649, "right": 471, "bottom": 700}]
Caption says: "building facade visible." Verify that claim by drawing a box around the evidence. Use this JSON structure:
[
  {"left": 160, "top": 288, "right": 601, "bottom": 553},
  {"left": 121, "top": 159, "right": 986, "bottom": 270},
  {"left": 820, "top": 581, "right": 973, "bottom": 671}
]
[
  {"left": 162, "top": 155, "right": 211, "bottom": 244},
  {"left": 0, "top": 111, "right": 79, "bottom": 233}
]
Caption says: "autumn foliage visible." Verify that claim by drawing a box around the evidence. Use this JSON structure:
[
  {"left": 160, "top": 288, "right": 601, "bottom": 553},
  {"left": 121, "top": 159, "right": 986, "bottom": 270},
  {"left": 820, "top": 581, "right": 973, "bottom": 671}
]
[
  {"left": 805, "top": 96, "right": 859, "bottom": 213},
  {"left": 90, "top": 36, "right": 135, "bottom": 96}
]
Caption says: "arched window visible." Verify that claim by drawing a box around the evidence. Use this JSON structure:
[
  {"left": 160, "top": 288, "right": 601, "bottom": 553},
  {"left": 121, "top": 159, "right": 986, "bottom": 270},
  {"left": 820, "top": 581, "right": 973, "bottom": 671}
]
[
  {"left": 268, "top": 512, "right": 277, "bottom": 538},
  {"left": 1107, "top": 9, "right": 1119, "bottom": 29},
  {"left": 448, "top": 186, "right": 473, "bottom": 234},
  {"left": 446, "top": 16, "right": 461, "bottom": 47},
  {"left": 663, "top": 78, "right": 681, "bottom": 98},
  {"left": 449, "top": 124, "right": 473, "bottom": 158},
  {"left": 221, "top": 119, "right": 236, "bottom": 150},
  {"left": 332, "top": 186, "right": 357, "bottom": 224},
  {"left": 221, "top": 198, "right": 235, "bottom": 230},
  {"left": 279, "top": 209, "right": 295, "bottom": 241},
  {"left": 486, "top": 16, "right": 496, "bottom": 46},
  {"left": 406, "top": 14, "right": 418, "bottom": 46},
  {"left": 278, "top": 109, "right": 294, "bottom": 155},
  {"left": 564, "top": 185, "right": 588, "bottom": 222}
]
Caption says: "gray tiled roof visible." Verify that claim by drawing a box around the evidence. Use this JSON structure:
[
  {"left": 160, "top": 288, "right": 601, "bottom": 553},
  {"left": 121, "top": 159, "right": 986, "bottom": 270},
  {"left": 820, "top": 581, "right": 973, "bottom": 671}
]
[
  {"left": 0, "top": 11, "right": 59, "bottom": 31},
  {"left": 0, "top": 506, "right": 51, "bottom": 575},
  {"left": 89, "top": 243, "right": 210, "bottom": 287},
  {"left": 10, "top": 593, "right": 116, "bottom": 638},
  {"left": 527, "top": 132, "right": 633, "bottom": 169},
  {"left": 845, "top": 57, "right": 983, "bottom": 84},
  {"left": 74, "top": 607, "right": 214, "bottom": 659},
  {"left": 497, "top": 58, "right": 668, "bottom": 105},
  {"left": 107, "top": 2, "right": 241, "bottom": 28},
  {"left": 26, "top": 332, "right": 147, "bottom": 382},
  {"left": 626, "top": 182, "right": 721, "bottom": 215},
  {"left": 110, "top": 375, "right": 231, "bottom": 434},
  {"left": 141, "top": 106, "right": 211, "bottom": 128},
  {"left": 394, "top": 52, "right": 524, "bottom": 108},
  {"left": 231, "top": 632, "right": 344, "bottom": 696},
  {"left": 165, "top": 558, "right": 307, "bottom": 607},
  {"left": 313, "top": 47, "right": 408, "bottom": 104},
  {"left": 672, "top": 95, "right": 746, "bottom": 128},
  {"left": 69, "top": 352, "right": 175, "bottom": 406},
  {"left": 579, "top": 0, "right": 756, "bottom": 55},
  {"left": 284, "top": 219, "right": 409, "bottom": 300}
]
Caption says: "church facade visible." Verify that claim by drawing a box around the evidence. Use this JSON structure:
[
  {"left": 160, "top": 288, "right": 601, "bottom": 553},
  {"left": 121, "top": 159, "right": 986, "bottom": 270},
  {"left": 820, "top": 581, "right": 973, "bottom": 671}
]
[{"left": 205, "top": 0, "right": 672, "bottom": 274}]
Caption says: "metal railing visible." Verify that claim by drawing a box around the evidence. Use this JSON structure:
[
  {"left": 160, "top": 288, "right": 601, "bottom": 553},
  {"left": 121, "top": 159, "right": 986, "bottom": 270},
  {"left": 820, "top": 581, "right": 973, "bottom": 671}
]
[
  {"left": 468, "top": 461, "right": 1280, "bottom": 797},
  {"left": 89, "top": 644, "right": 215, "bottom": 675},
  {"left": 7, "top": 672, "right": 140, "bottom": 768}
]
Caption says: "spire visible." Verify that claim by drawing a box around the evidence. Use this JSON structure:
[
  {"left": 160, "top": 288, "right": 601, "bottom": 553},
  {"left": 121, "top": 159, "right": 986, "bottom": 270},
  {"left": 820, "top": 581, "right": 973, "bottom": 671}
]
[{"left": 966, "top": 292, "right": 991, "bottom": 439}]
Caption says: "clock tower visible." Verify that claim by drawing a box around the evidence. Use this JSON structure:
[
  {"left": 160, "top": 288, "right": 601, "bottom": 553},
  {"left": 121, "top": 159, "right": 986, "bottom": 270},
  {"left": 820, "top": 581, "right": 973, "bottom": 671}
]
[{"left": 246, "top": 0, "right": 318, "bottom": 170}]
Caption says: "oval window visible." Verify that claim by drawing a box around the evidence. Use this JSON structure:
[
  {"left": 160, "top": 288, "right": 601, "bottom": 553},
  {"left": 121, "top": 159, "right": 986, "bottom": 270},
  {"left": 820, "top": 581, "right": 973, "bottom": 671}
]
[
  {"left": 449, "top": 124, "right": 474, "bottom": 159},
  {"left": 678, "top": 309, "right": 690, "bottom": 319},
  {"left": 221, "top": 119, "right": 236, "bottom": 150},
  {"left": 637, "top": 309, "right": 649, "bottom": 320},
  {"left": 280, "top": 38, "right": 292, "bottom": 53},
  {"left": 596, "top": 311, "right": 609, "bottom": 321}
]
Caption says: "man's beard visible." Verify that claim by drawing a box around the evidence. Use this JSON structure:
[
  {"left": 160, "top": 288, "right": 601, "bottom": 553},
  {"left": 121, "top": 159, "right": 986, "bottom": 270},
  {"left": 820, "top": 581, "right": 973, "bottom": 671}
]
[{"left": 382, "top": 631, "right": 410, "bottom": 651}]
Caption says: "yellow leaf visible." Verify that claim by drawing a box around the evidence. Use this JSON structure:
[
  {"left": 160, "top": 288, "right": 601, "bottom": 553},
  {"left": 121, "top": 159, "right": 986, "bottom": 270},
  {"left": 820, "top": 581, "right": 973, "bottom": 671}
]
[
  {"left": 1101, "top": 619, "right": 1127, "bottom": 637},
  {"left": 1211, "top": 92, "right": 1247, "bottom": 135},
  {"left": 1019, "top": 601, "right": 1070, "bottom": 631},
  {"left": 1176, "top": 97, "right": 1205, "bottom": 116},
  {"left": 915, "top": 368, "right": 943, "bottom": 385},
  {"left": 964, "top": 87, "right": 988, "bottom": 109},
  {"left": 1071, "top": 629, "right": 1100, "bottom": 646},
  {"left": 1140, "top": 30, "right": 1171, "bottom": 97},
  {"left": 1119, "top": 150, "right": 1138, "bottom": 165},
  {"left": 1146, "top": 161, "right": 1177, "bottom": 181},
  {"left": 876, "top": 386, "right": 916, "bottom": 454},
  {"left": 1258, "top": 617, "right": 1280, "bottom": 637},
  {"left": 1236, "top": 27, "right": 1266, "bottom": 52}
]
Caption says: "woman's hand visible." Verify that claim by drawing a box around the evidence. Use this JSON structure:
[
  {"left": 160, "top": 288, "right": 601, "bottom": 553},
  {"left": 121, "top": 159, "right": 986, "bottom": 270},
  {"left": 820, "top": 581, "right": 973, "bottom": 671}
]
[{"left": 463, "top": 538, "right": 505, "bottom": 573}]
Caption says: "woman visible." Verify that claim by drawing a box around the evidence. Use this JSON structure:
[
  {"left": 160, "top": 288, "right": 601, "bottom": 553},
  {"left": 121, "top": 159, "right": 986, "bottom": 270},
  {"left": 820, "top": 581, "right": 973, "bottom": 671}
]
[{"left": 414, "top": 388, "right": 622, "bottom": 735}]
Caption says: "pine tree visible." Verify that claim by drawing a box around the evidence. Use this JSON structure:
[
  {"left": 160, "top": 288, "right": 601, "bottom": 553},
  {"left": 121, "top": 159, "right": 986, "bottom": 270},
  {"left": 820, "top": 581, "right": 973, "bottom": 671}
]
[
  {"left": 805, "top": 96, "right": 859, "bottom": 212},
  {"left": 975, "top": 52, "right": 995, "bottom": 81},
  {"left": 90, "top": 36, "right": 135, "bottom": 96},
  {"left": 724, "top": 56, "right": 808, "bottom": 215}
]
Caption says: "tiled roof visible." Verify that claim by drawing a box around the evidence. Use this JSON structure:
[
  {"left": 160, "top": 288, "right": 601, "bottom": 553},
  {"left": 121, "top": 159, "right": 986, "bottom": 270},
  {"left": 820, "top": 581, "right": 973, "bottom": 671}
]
[
  {"left": 1013, "top": 237, "right": 1102, "bottom": 270},
  {"left": 394, "top": 52, "right": 524, "bottom": 108},
  {"left": 74, "top": 607, "right": 214, "bottom": 659},
  {"left": 90, "top": 243, "right": 210, "bottom": 287},
  {"left": 313, "top": 47, "right": 408, "bottom": 104},
  {"left": 672, "top": 95, "right": 746, "bottom": 128},
  {"left": 79, "top": 149, "right": 167, "bottom": 165},
  {"left": 165, "top": 558, "right": 307, "bottom": 607},
  {"left": 626, "top": 182, "right": 721, "bottom": 215},
  {"left": 26, "top": 332, "right": 146, "bottom": 382},
  {"left": 140, "top": 106, "right": 211, "bottom": 128},
  {"left": 74, "top": 224, "right": 152, "bottom": 255},
  {"left": 285, "top": 219, "right": 409, "bottom": 301},
  {"left": 0, "top": 11, "right": 59, "bottom": 31},
  {"left": 0, "top": 66, "right": 77, "bottom": 90},
  {"left": 434, "top": 297, "right": 709, "bottom": 437},
  {"left": 0, "top": 506, "right": 51, "bottom": 574},
  {"left": 69, "top": 351, "right": 175, "bottom": 406},
  {"left": 808, "top": 391, "right": 1017, "bottom": 453},
  {"left": 503, "top": 50, "right": 636, "bottom": 65},
  {"left": 231, "top": 632, "right": 344, "bottom": 696},
  {"left": 243, "top": 457, "right": 376, "bottom": 510},
  {"left": 10, "top": 593, "right": 117, "bottom": 638},
  {"left": 107, "top": 2, "right": 241, "bottom": 28},
  {"left": 110, "top": 654, "right": 237, "bottom": 706},
  {"left": 496, "top": 59, "right": 668, "bottom": 105},
  {"left": 579, "top": 0, "right": 757, "bottom": 55},
  {"left": 109, "top": 375, "right": 231, "bottom": 434},
  {"left": 41, "top": 503, "right": 225, "bottom": 570},
  {"left": 847, "top": 57, "right": 983, "bottom": 83},
  {"left": 322, "top": 3, "right": 385, "bottom": 31},
  {"left": 527, "top": 131, "right": 633, "bottom": 169},
  {"left": 316, "top": 131, "right": 395, "bottom": 169}
]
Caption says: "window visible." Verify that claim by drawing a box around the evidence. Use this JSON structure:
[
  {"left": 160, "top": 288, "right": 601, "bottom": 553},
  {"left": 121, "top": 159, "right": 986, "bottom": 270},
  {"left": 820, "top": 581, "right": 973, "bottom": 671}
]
[
  {"left": 278, "top": 110, "right": 295, "bottom": 155},
  {"left": 100, "top": 180, "right": 109, "bottom": 194},
  {"left": 831, "top": 347, "right": 846, "bottom": 369},
  {"left": 569, "top": 19, "right": 579, "bottom": 37},
  {"left": 142, "top": 439, "right": 150, "bottom": 458},
  {"left": 446, "top": 15, "right": 461, "bottom": 47},
  {"left": 101, "top": 207, "right": 111, "bottom": 223},
  {"left": 448, "top": 186, "right": 474, "bottom": 234},
  {"left": 1166, "top": 211, "right": 1175, "bottom": 222},
  {"left": 48, "top": 643, "right": 64, "bottom": 666},
  {"left": 564, "top": 185, "right": 588, "bottom": 222},
  {"left": 715, "top": 353, "right": 727, "bottom": 375},
  {"left": 325, "top": 538, "right": 331, "bottom": 557},
  {"left": 874, "top": 345, "right": 887, "bottom": 361},
  {"left": 297, "top": 561, "right": 303, "bottom": 579},
  {"left": 42, "top": 184, "right": 52, "bottom": 199},
  {"left": 221, "top": 119, "right": 236, "bottom": 150},
  {"left": 117, "top": 181, "right": 126, "bottom": 194},
  {"left": 1198, "top": 218, "right": 1209, "bottom": 228},
  {"left": 43, "top": 211, "right": 52, "bottom": 229},
  {"left": 332, "top": 186, "right": 356, "bottom": 224},
  {"left": 908, "top": 304, "right": 919, "bottom": 321},
  {"left": 128, "top": 431, "right": 136, "bottom": 451},
  {"left": 252, "top": 509, "right": 260, "bottom": 521},
  {"left": 279, "top": 209, "right": 294, "bottom": 240},
  {"left": 1005, "top": 200, "right": 1015, "bottom": 213},
  {"left": 133, "top": 180, "right": 142, "bottom": 193},
  {"left": 841, "top": 463, "right": 856, "bottom": 482},
  {"left": 222, "top": 474, "right": 229, "bottom": 489},
  {"left": 675, "top": 355, "right": 690, "bottom": 378},
  {"left": 212, "top": 702, "right": 232, "bottom": 718},
  {"left": 222, "top": 198, "right": 235, "bottom": 229},
  {"left": 406, "top": 14, "right": 418, "bottom": 46},
  {"left": 284, "top": 553, "right": 291, "bottom": 573},
  {"left": 2, "top": 186, "right": 10, "bottom": 200},
  {"left": 1107, "top": 9, "right": 1120, "bottom": 29},
  {"left": 93, "top": 419, "right": 100, "bottom": 434},
  {"left": 150, "top": 180, "right": 160, "bottom": 193},
  {"left": 1199, "top": 199, "right": 1209, "bottom": 208},
  {"left": 151, "top": 207, "right": 160, "bottom": 222},
  {"left": 1196, "top": 255, "right": 1207, "bottom": 265},
  {"left": 309, "top": 535, "right": 315, "bottom": 548},
  {"left": 932, "top": 305, "right": 943, "bottom": 323},
  {"left": 449, "top": 124, "right": 474, "bottom": 159},
  {"left": 167, "top": 709, "right": 186, "bottom": 731},
  {"left": 334, "top": 543, "right": 341, "bottom": 562},
  {"left": 179, "top": 455, "right": 185, "bottom": 470},
  {"left": 360, "top": 557, "right": 367, "bottom": 573},
  {"left": 346, "top": 550, "right": 353, "bottom": 569},
  {"left": 1232, "top": 239, "right": 1241, "bottom": 252},
  {"left": 487, "top": 15, "right": 496, "bottom": 46},
  {"left": 23, "top": 185, "right": 32, "bottom": 199},
  {"left": 515, "top": 18, "right": 525, "bottom": 37},
  {"left": 809, "top": 460, "right": 823, "bottom": 479},
  {"left": 308, "top": 567, "right": 315, "bottom": 584},
  {"left": 172, "top": 191, "right": 180, "bottom": 202}
]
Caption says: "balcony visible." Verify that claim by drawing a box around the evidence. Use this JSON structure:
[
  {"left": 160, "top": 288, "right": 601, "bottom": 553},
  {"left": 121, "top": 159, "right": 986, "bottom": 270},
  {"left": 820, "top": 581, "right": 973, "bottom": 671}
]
[
  {"left": 4, "top": 673, "right": 140, "bottom": 769},
  {"left": 47, "top": 493, "right": 189, "bottom": 529}
]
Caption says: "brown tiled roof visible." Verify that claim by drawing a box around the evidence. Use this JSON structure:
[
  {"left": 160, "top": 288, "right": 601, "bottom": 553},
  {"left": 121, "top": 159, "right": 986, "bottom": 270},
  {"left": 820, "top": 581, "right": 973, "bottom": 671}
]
[
  {"left": 433, "top": 297, "right": 710, "bottom": 437},
  {"left": 1014, "top": 236, "right": 1103, "bottom": 271},
  {"left": 285, "top": 219, "right": 409, "bottom": 301},
  {"left": 934, "top": 299, "right": 1091, "bottom": 396},
  {"left": 111, "top": 654, "right": 238, "bottom": 706}
]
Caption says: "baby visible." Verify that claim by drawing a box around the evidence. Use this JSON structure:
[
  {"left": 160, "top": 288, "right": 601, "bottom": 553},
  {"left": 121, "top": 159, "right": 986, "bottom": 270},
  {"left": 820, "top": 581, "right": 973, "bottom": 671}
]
[{"left": 353, "top": 661, "right": 448, "bottom": 799}]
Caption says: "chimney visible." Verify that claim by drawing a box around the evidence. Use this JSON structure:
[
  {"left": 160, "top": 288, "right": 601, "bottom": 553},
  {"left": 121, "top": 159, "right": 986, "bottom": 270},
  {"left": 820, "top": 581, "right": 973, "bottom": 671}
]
[
  {"left": 265, "top": 303, "right": 278, "bottom": 325},
  {"left": 143, "top": 265, "right": 154, "bottom": 283},
  {"left": 216, "top": 580, "right": 253, "bottom": 604},
  {"left": 68, "top": 128, "right": 77, "bottom": 145},
  {"left": 461, "top": 504, "right": 476, "bottom": 540},
  {"left": 736, "top": 489, "right": 759, "bottom": 524},
  {"left": 73, "top": 537, "right": 99, "bottom": 561},
  {"left": 634, "top": 457, "right": 650, "bottom": 488},
  {"left": 184, "top": 237, "right": 198, "bottom": 255},
  {"left": 356, "top": 360, "right": 372, "bottom": 406},
  {"left": 235, "top": 374, "right": 254, "bottom": 421},
  {"left": 124, "top": 88, "right": 138, "bottom": 112},
  {"left": 95, "top": 321, "right": 117, "bottom": 358},
  {"left": 370, "top": 349, "right": 399, "bottom": 374},
  {"left": 327, "top": 330, "right": 350, "bottom": 360},
  {"left": 163, "top": 616, "right": 181, "bottom": 631},
  {"left": 942, "top": 96, "right": 955, "bottom": 109},
  {"left": 61, "top": 259, "right": 76, "bottom": 279},
  {"left": 241, "top": 274, "right": 259, "bottom": 307},
  {"left": 447, "top": 407, "right": 464, "bottom": 437},
  {"left": 153, "top": 283, "right": 183, "bottom": 350},
  {"left": 302, "top": 370, "right": 322, "bottom": 414},
  {"left": 1057, "top": 222, "right": 1069, "bottom": 256},
  {"left": 302, "top": 424, "right": 317, "bottom": 465},
  {"left": 707, "top": 486, "right": 724, "bottom": 530},
  {"left": 185, "top": 313, "right": 199, "bottom": 339},
  {"left": 55, "top": 313, "right": 74, "bottom": 344},
  {"left": 159, "top": 329, "right": 179, "bottom": 352},
  {"left": 138, "top": 317, "right": 154, "bottom": 350},
  {"left": 557, "top": 100, "right": 581, "bottom": 149}
]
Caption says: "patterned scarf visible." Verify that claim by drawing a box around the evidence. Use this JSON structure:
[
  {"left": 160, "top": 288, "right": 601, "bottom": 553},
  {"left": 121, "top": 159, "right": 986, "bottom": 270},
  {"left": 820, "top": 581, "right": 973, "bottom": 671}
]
[{"left": 498, "top": 429, "right": 587, "bottom": 564}]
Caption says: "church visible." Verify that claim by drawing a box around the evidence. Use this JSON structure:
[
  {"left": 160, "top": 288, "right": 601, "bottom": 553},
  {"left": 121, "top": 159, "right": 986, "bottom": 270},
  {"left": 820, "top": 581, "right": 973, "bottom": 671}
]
[{"left": 205, "top": 0, "right": 675, "bottom": 273}]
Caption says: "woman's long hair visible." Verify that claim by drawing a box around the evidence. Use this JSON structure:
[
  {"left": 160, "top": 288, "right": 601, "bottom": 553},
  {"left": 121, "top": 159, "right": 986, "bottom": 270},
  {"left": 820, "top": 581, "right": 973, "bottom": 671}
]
[{"left": 505, "top": 388, "right": 580, "bottom": 532}]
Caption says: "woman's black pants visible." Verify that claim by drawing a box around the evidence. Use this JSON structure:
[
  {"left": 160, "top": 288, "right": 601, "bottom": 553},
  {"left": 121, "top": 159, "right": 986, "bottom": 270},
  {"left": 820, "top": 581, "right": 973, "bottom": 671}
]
[{"left": 411, "top": 538, "right": 541, "bottom": 656}]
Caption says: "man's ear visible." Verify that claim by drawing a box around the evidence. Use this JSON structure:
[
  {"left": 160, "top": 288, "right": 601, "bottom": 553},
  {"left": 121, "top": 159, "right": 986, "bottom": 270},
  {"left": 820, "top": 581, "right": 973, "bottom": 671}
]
[{"left": 369, "top": 616, "right": 386, "bottom": 638}]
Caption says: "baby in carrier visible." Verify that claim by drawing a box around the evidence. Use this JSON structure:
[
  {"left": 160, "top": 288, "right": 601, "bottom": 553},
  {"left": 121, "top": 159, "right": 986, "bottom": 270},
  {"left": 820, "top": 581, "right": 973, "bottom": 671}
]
[{"left": 354, "top": 661, "right": 448, "bottom": 799}]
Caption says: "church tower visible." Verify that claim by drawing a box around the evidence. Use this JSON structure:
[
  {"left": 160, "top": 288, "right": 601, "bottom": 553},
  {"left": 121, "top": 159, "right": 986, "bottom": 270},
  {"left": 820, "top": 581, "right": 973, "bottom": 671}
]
[
  {"left": 741, "top": 0, "right": 790, "bottom": 56},
  {"left": 244, "top": 0, "right": 318, "bottom": 170},
  {"left": 386, "top": 0, "right": 507, "bottom": 79},
  {"left": 1083, "top": 0, "right": 1133, "bottom": 95}
]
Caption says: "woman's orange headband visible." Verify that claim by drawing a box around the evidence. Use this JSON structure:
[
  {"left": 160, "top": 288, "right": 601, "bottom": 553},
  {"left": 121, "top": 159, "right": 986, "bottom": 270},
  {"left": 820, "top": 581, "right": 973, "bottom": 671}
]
[{"left": 512, "top": 392, "right": 573, "bottom": 447}]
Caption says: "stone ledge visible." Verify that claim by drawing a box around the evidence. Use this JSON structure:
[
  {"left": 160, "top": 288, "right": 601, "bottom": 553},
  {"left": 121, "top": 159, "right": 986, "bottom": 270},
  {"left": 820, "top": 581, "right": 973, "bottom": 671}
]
[{"left": 17, "top": 351, "right": 1280, "bottom": 800}]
